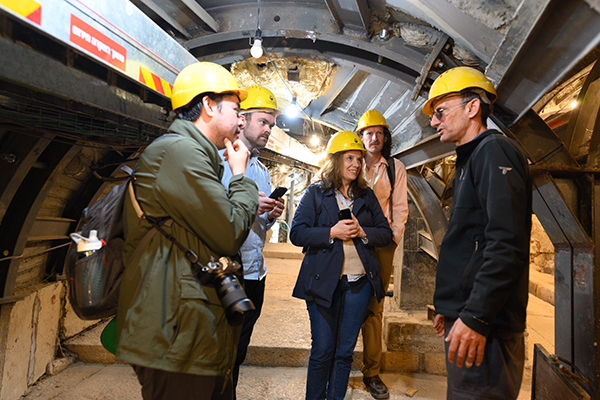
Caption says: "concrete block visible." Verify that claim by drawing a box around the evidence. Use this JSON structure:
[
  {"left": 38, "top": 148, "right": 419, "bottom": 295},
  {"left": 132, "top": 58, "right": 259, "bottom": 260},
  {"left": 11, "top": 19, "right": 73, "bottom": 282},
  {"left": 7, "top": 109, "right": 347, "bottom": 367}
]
[
  {"left": 263, "top": 242, "right": 304, "bottom": 260},
  {"left": 63, "top": 320, "right": 116, "bottom": 364},
  {"left": 32, "top": 283, "right": 63, "bottom": 384},
  {"left": 424, "top": 353, "right": 447, "bottom": 376},
  {"left": 385, "top": 316, "right": 445, "bottom": 354},
  {"left": 62, "top": 284, "right": 101, "bottom": 340},
  {"left": 1, "top": 296, "right": 34, "bottom": 400},
  {"left": 381, "top": 351, "right": 421, "bottom": 373}
]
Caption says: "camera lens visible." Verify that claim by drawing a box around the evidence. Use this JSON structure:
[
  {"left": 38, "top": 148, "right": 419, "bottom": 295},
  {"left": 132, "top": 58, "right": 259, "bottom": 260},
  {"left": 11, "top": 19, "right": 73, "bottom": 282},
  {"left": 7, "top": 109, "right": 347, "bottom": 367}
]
[{"left": 214, "top": 274, "right": 255, "bottom": 326}]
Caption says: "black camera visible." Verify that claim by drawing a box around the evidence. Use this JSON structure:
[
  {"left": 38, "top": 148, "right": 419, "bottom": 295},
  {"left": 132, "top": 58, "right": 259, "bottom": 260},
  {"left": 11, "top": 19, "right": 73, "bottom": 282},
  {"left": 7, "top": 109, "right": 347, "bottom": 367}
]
[{"left": 194, "top": 256, "right": 255, "bottom": 326}]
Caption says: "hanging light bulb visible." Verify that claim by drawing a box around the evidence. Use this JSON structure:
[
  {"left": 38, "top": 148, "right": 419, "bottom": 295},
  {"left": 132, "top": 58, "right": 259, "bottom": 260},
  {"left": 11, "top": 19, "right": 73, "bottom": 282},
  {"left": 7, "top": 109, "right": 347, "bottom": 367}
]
[
  {"left": 310, "top": 134, "right": 320, "bottom": 146},
  {"left": 251, "top": 37, "right": 263, "bottom": 58},
  {"left": 285, "top": 97, "right": 301, "bottom": 118}
]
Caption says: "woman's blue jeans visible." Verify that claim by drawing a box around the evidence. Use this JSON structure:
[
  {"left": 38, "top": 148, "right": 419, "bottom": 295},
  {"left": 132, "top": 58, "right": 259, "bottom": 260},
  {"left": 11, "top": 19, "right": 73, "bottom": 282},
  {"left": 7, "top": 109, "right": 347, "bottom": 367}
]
[{"left": 305, "top": 276, "right": 373, "bottom": 400}]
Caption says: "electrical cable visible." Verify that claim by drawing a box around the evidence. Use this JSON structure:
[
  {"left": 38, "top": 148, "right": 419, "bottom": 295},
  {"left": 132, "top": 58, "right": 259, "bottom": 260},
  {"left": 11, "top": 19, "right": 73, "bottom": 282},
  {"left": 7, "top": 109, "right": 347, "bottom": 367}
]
[
  {"left": 0, "top": 242, "right": 71, "bottom": 263},
  {"left": 257, "top": 0, "right": 261, "bottom": 31},
  {"left": 264, "top": 51, "right": 312, "bottom": 121}
]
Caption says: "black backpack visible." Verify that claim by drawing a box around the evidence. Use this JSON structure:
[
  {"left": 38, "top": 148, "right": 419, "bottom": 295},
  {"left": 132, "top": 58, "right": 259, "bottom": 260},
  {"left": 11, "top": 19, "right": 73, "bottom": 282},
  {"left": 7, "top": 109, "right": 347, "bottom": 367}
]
[{"left": 65, "top": 165, "right": 160, "bottom": 320}]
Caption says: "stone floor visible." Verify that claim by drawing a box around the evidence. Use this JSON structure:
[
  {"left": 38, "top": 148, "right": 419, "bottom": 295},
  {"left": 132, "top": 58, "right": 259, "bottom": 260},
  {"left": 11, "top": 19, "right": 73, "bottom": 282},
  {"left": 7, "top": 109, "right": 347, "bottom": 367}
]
[{"left": 25, "top": 243, "right": 554, "bottom": 400}]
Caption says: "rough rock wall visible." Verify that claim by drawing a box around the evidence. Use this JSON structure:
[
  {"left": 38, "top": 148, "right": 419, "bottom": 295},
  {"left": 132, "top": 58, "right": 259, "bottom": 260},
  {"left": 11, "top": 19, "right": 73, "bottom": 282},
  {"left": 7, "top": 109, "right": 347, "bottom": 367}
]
[{"left": 530, "top": 214, "right": 554, "bottom": 275}]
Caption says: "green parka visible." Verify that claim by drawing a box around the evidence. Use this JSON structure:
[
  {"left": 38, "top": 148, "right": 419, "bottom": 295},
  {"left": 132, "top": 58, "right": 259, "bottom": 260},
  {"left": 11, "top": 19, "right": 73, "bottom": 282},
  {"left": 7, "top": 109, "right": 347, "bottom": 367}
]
[{"left": 115, "top": 119, "right": 259, "bottom": 376}]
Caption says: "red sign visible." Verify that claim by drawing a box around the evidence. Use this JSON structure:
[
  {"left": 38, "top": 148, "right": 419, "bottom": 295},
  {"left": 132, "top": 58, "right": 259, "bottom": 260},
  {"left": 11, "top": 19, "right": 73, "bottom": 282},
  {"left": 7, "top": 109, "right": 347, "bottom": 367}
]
[{"left": 69, "top": 14, "right": 126, "bottom": 71}]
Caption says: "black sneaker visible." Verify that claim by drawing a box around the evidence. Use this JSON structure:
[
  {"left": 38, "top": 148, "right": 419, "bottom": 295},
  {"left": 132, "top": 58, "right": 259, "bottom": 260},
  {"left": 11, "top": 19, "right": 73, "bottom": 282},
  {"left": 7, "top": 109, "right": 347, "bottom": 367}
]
[{"left": 363, "top": 375, "right": 390, "bottom": 399}]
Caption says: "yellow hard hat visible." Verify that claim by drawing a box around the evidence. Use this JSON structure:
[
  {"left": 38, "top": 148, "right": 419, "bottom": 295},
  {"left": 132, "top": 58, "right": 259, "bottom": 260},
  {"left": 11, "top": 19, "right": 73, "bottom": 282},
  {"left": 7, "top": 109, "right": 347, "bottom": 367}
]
[
  {"left": 171, "top": 62, "right": 248, "bottom": 111},
  {"left": 240, "top": 86, "right": 281, "bottom": 116},
  {"left": 357, "top": 109, "right": 388, "bottom": 131},
  {"left": 422, "top": 66, "right": 497, "bottom": 116},
  {"left": 326, "top": 130, "right": 366, "bottom": 155}
]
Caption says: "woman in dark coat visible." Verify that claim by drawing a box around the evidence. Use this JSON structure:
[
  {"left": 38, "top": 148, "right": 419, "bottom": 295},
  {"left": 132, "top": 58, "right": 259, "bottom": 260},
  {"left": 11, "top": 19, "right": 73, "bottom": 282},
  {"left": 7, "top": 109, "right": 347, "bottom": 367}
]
[{"left": 290, "top": 130, "right": 393, "bottom": 400}]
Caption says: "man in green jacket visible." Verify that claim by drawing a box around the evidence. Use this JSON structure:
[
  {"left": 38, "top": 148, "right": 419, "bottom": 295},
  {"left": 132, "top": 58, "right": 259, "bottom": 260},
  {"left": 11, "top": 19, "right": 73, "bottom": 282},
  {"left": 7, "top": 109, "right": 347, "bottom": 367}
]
[{"left": 116, "top": 62, "right": 260, "bottom": 400}]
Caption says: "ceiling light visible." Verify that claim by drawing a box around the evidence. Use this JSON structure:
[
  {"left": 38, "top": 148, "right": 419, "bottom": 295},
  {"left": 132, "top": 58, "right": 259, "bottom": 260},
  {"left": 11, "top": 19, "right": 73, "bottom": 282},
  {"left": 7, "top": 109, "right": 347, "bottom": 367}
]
[
  {"left": 285, "top": 97, "right": 301, "bottom": 118},
  {"left": 571, "top": 100, "right": 578, "bottom": 109},
  {"left": 251, "top": 37, "right": 263, "bottom": 58},
  {"left": 310, "top": 134, "right": 320, "bottom": 146}
]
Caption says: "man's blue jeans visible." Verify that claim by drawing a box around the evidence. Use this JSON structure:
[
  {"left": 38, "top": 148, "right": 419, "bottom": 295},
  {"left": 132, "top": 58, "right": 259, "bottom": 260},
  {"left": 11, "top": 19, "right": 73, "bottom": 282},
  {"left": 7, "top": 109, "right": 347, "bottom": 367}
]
[{"left": 305, "top": 276, "right": 373, "bottom": 400}]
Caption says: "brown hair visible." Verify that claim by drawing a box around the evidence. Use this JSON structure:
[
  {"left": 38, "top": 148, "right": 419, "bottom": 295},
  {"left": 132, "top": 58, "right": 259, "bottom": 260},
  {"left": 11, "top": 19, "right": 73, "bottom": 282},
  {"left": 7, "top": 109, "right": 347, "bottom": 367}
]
[{"left": 319, "top": 151, "right": 368, "bottom": 199}]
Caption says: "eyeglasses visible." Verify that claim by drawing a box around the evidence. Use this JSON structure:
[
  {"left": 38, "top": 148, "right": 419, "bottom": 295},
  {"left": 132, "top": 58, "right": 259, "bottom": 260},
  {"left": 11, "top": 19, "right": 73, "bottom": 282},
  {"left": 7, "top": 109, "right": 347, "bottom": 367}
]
[{"left": 428, "top": 101, "right": 467, "bottom": 122}]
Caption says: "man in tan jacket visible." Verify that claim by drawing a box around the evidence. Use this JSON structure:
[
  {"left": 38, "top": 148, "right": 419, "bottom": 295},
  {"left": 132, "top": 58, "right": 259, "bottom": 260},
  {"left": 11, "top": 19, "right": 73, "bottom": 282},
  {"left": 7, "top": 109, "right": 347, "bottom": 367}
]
[
  {"left": 116, "top": 62, "right": 259, "bottom": 400},
  {"left": 358, "top": 110, "right": 408, "bottom": 399}
]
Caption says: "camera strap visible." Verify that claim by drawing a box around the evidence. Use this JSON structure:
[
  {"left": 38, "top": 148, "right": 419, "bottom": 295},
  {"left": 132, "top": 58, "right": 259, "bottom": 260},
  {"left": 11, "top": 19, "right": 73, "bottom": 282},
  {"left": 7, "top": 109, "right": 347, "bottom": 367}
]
[{"left": 150, "top": 219, "right": 204, "bottom": 276}]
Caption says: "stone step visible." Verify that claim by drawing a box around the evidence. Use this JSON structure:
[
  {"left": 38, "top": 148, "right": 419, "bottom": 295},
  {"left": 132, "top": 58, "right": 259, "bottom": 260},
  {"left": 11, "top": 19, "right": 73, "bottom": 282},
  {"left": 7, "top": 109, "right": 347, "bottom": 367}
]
[
  {"left": 63, "top": 248, "right": 444, "bottom": 373},
  {"left": 63, "top": 319, "right": 118, "bottom": 364},
  {"left": 63, "top": 310, "right": 445, "bottom": 377},
  {"left": 262, "top": 242, "right": 304, "bottom": 259}
]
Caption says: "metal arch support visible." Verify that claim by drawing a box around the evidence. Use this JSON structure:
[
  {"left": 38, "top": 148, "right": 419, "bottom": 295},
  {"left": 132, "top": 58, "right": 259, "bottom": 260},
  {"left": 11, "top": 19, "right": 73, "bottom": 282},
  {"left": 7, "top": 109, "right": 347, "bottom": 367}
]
[
  {"left": 396, "top": 134, "right": 456, "bottom": 170},
  {"left": 405, "top": 168, "right": 447, "bottom": 257},
  {"left": 196, "top": 45, "right": 418, "bottom": 93},
  {"left": 0, "top": 140, "right": 80, "bottom": 298},
  {"left": 495, "top": 0, "right": 600, "bottom": 123},
  {"left": 304, "top": 67, "right": 359, "bottom": 118},
  {"left": 497, "top": 108, "right": 600, "bottom": 393},
  {"left": 324, "top": 0, "right": 371, "bottom": 34},
  {"left": 412, "top": 34, "right": 449, "bottom": 101},
  {"left": 180, "top": 0, "right": 219, "bottom": 32},
  {"left": 185, "top": 30, "right": 427, "bottom": 75},
  {"left": 567, "top": 60, "right": 600, "bottom": 168},
  {"left": 490, "top": 111, "right": 577, "bottom": 167},
  {"left": 0, "top": 133, "right": 53, "bottom": 224},
  {"left": 385, "top": 0, "right": 502, "bottom": 64},
  {"left": 136, "top": 0, "right": 191, "bottom": 39},
  {"left": 532, "top": 172, "right": 597, "bottom": 394}
]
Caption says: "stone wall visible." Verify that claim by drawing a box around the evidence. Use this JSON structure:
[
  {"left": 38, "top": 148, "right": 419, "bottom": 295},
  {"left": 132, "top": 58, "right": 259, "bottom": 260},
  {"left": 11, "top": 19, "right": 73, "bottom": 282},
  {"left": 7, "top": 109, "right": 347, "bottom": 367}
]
[
  {"left": 0, "top": 282, "right": 98, "bottom": 400},
  {"left": 530, "top": 214, "right": 555, "bottom": 275}
]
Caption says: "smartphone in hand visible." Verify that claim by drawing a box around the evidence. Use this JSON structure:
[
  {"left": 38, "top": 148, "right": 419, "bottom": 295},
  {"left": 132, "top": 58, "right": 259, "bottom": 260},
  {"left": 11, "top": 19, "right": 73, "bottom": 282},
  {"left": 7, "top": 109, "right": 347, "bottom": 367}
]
[
  {"left": 269, "top": 186, "right": 288, "bottom": 199},
  {"left": 338, "top": 208, "right": 352, "bottom": 220}
]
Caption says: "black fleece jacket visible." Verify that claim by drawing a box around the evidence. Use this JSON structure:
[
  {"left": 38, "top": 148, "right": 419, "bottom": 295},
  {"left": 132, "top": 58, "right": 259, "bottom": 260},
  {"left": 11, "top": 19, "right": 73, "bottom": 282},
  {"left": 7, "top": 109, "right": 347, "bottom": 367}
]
[{"left": 434, "top": 129, "right": 531, "bottom": 336}]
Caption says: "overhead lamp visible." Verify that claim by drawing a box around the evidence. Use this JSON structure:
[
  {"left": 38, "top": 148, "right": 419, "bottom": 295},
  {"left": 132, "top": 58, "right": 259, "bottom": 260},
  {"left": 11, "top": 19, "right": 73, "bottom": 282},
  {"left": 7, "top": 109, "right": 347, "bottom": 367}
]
[
  {"left": 571, "top": 100, "right": 578, "bottom": 109},
  {"left": 310, "top": 134, "right": 320, "bottom": 146},
  {"left": 285, "top": 97, "right": 301, "bottom": 118},
  {"left": 251, "top": 37, "right": 263, "bottom": 58}
]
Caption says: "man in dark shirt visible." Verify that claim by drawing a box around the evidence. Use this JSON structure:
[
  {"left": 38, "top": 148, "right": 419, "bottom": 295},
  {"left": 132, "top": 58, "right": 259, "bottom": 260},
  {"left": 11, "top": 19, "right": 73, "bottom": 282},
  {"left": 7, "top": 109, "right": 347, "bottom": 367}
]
[{"left": 425, "top": 67, "right": 531, "bottom": 400}]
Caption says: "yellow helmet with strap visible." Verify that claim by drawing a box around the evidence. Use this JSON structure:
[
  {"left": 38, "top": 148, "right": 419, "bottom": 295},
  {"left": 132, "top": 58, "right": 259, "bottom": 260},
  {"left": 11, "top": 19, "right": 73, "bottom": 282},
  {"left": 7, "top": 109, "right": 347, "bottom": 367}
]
[
  {"left": 171, "top": 62, "right": 247, "bottom": 111},
  {"left": 240, "top": 86, "right": 281, "bottom": 116},
  {"left": 356, "top": 110, "right": 388, "bottom": 131},
  {"left": 422, "top": 66, "right": 497, "bottom": 116},
  {"left": 326, "top": 130, "right": 366, "bottom": 155}
]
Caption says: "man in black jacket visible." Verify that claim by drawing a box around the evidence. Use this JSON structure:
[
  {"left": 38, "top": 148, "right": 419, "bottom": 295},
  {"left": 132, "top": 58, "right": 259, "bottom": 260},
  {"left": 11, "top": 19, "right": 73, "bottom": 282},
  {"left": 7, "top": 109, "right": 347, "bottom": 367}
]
[{"left": 424, "top": 67, "right": 531, "bottom": 400}]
